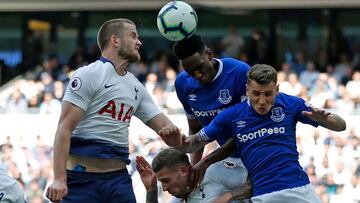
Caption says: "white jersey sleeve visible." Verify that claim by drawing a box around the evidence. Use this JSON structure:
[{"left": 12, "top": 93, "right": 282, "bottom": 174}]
[
  {"left": 0, "top": 169, "right": 26, "bottom": 203},
  {"left": 63, "top": 67, "right": 98, "bottom": 111},
  {"left": 134, "top": 83, "right": 162, "bottom": 123}
]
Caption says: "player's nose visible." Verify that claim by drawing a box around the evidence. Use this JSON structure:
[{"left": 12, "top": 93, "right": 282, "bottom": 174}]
[
  {"left": 136, "top": 38, "right": 142, "bottom": 46},
  {"left": 259, "top": 96, "right": 266, "bottom": 104}
]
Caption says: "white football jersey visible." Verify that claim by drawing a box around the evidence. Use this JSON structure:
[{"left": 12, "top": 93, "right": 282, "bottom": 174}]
[
  {"left": 187, "top": 157, "right": 248, "bottom": 203},
  {"left": 63, "top": 57, "right": 161, "bottom": 163},
  {"left": 0, "top": 168, "right": 26, "bottom": 203}
]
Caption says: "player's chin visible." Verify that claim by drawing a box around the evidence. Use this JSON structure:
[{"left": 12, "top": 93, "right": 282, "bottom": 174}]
[
  {"left": 128, "top": 54, "right": 140, "bottom": 63},
  {"left": 199, "top": 79, "right": 211, "bottom": 85},
  {"left": 256, "top": 108, "right": 269, "bottom": 115}
]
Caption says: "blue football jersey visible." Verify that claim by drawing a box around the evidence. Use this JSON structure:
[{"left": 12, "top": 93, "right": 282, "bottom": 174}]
[
  {"left": 175, "top": 58, "right": 249, "bottom": 154},
  {"left": 201, "top": 93, "right": 319, "bottom": 196}
]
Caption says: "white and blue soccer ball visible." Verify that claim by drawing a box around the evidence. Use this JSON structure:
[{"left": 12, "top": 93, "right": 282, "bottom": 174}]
[{"left": 157, "top": 1, "right": 198, "bottom": 41}]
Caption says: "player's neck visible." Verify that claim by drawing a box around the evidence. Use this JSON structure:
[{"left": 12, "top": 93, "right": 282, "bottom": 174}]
[
  {"left": 101, "top": 52, "right": 129, "bottom": 76},
  {"left": 210, "top": 59, "right": 219, "bottom": 80}
]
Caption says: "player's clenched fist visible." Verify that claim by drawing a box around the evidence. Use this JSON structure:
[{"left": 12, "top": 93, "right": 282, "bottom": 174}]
[
  {"left": 46, "top": 179, "right": 68, "bottom": 202},
  {"left": 158, "top": 125, "right": 183, "bottom": 147}
]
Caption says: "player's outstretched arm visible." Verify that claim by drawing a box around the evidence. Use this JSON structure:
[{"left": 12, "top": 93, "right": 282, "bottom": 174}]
[
  {"left": 46, "top": 101, "right": 85, "bottom": 202},
  {"left": 188, "top": 138, "right": 236, "bottom": 190},
  {"left": 176, "top": 132, "right": 208, "bottom": 153},
  {"left": 135, "top": 156, "right": 158, "bottom": 203},
  {"left": 146, "top": 113, "right": 183, "bottom": 147},
  {"left": 213, "top": 180, "right": 253, "bottom": 203},
  {"left": 187, "top": 118, "right": 205, "bottom": 165},
  {"left": 302, "top": 105, "right": 346, "bottom": 131}
]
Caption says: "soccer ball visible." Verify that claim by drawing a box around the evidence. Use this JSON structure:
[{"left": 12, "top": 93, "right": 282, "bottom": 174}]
[{"left": 157, "top": 1, "right": 198, "bottom": 41}]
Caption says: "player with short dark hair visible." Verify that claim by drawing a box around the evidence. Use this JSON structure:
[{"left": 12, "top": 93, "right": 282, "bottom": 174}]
[
  {"left": 172, "top": 34, "right": 250, "bottom": 194},
  {"left": 45, "top": 18, "right": 182, "bottom": 203},
  {"left": 181, "top": 64, "right": 346, "bottom": 202},
  {"left": 136, "top": 148, "right": 251, "bottom": 203}
]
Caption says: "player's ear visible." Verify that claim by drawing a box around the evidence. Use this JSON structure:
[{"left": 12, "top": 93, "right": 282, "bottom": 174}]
[
  {"left": 111, "top": 35, "right": 120, "bottom": 48},
  {"left": 276, "top": 84, "right": 279, "bottom": 94},
  {"left": 180, "top": 165, "right": 190, "bottom": 176}
]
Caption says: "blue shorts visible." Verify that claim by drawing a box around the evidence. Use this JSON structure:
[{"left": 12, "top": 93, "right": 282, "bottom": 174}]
[{"left": 63, "top": 169, "right": 136, "bottom": 203}]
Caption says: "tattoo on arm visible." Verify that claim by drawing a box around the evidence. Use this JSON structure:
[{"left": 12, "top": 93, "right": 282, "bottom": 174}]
[
  {"left": 179, "top": 133, "right": 208, "bottom": 153},
  {"left": 230, "top": 181, "right": 252, "bottom": 200},
  {"left": 318, "top": 113, "right": 346, "bottom": 131}
]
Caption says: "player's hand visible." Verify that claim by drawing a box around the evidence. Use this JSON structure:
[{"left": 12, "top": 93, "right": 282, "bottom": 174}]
[
  {"left": 188, "top": 159, "right": 209, "bottom": 190},
  {"left": 158, "top": 125, "right": 183, "bottom": 147},
  {"left": 238, "top": 180, "right": 253, "bottom": 199},
  {"left": 136, "top": 156, "right": 157, "bottom": 191},
  {"left": 213, "top": 180, "right": 252, "bottom": 202},
  {"left": 46, "top": 179, "right": 68, "bottom": 202},
  {"left": 302, "top": 105, "right": 330, "bottom": 122},
  {"left": 213, "top": 192, "right": 233, "bottom": 203}
]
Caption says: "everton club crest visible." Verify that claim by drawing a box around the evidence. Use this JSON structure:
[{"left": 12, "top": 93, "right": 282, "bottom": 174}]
[
  {"left": 218, "top": 89, "right": 232, "bottom": 104},
  {"left": 270, "top": 107, "right": 285, "bottom": 122}
]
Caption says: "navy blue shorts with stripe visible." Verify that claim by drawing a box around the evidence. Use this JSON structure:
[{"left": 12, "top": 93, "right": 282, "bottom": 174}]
[{"left": 62, "top": 169, "right": 136, "bottom": 203}]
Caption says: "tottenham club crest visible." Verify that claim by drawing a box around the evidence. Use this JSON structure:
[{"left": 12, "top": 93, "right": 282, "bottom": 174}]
[
  {"left": 218, "top": 89, "right": 232, "bottom": 104},
  {"left": 70, "top": 77, "right": 82, "bottom": 91},
  {"left": 270, "top": 107, "right": 285, "bottom": 122}
]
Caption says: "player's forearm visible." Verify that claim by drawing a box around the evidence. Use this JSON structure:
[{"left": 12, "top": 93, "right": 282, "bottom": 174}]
[
  {"left": 190, "top": 147, "right": 204, "bottom": 165},
  {"left": 203, "top": 138, "right": 235, "bottom": 167},
  {"left": 318, "top": 113, "right": 346, "bottom": 131},
  {"left": 53, "top": 127, "right": 72, "bottom": 181},
  {"left": 147, "top": 114, "right": 182, "bottom": 147},
  {"left": 177, "top": 133, "right": 207, "bottom": 153},
  {"left": 146, "top": 188, "right": 158, "bottom": 203},
  {"left": 230, "top": 180, "right": 253, "bottom": 200}
]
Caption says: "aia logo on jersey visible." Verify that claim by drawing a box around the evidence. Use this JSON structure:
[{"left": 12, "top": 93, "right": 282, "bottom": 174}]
[
  {"left": 70, "top": 77, "right": 82, "bottom": 91},
  {"left": 270, "top": 107, "right": 285, "bottom": 122},
  {"left": 218, "top": 89, "right": 232, "bottom": 104},
  {"left": 98, "top": 100, "right": 133, "bottom": 122}
]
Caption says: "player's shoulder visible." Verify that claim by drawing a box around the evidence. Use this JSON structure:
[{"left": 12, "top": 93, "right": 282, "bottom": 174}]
[
  {"left": 73, "top": 59, "right": 108, "bottom": 78},
  {"left": 220, "top": 58, "right": 250, "bottom": 71},
  {"left": 175, "top": 71, "right": 193, "bottom": 87},
  {"left": 276, "top": 92, "right": 306, "bottom": 107},
  {"left": 176, "top": 70, "right": 190, "bottom": 80},
  {"left": 220, "top": 101, "right": 246, "bottom": 118}
]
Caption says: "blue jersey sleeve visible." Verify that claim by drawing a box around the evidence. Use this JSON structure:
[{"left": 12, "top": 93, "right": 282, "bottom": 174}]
[
  {"left": 295, "top": 97, "right": 319, "bottom": 127},
  {"left": 201, "top": 108, "right": 233, "bottom": 142},
  {"left": 175, "top": 74, "right": 196, "bottom": 119}
]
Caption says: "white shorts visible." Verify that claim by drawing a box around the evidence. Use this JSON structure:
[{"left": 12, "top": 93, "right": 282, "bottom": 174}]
[{"left": 251, "top": 184, "right": 321, "bottom": 203}]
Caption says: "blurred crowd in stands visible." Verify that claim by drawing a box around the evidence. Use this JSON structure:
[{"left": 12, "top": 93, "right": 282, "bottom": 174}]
[{"left": 0, "top": 26, "right": 360, "bottom": 202}]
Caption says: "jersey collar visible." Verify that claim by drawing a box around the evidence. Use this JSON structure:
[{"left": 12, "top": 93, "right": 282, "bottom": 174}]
[{"left": 212, "top": 58, "right": 223, "bottom": 82}]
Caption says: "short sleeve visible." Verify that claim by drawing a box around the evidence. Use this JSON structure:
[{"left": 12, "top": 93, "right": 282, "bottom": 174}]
[
  {"left": 296, "top": 98, "right": 319, "bottom": 127},
  {"left": 201, "top": 108, "right": 232, "bottom": 142},
  {"left": 134, "top": 85, "right": 162, "bottom": 123},
  {"left": 63, "top": 69, "right": 96, "bottom": 111}
]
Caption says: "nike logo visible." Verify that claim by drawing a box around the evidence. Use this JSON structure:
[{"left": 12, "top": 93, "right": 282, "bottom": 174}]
[{"left": 104, "top": 84, "right": 114, "bottom": 88}]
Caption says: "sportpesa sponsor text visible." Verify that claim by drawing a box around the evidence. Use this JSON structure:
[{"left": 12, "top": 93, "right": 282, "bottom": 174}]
[
  {"left": 191, "top": 108, "right": 226, "bottom": 117},
  {"left": 237, "top": 127, "right": 286, "bottom": 143}
]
